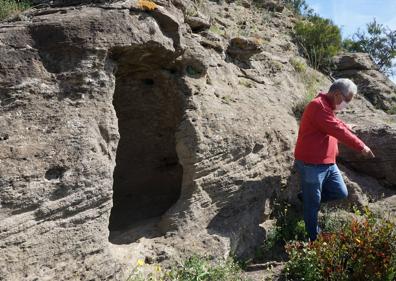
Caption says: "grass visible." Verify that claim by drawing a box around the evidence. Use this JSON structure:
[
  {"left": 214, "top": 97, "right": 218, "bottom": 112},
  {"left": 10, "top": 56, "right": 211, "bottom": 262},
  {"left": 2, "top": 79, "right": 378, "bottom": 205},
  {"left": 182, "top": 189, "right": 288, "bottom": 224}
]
[
  {"left": 289, "top": 57, "right": 307, "bottom": 73},
  {"left": 386, "top": 105, "right": 396, "bottom": 115},
  {"left": 290, "top": 57, "right": 323, "bottom": 120},
  {"left": 0, "top": 0, "right": 31, "bottom": 20},
  {"left": 209, "top": 24, "right": 225, "bottom": 37},
  {"left": 221, "top": 95, "right": 234, "bottom": 104},
  {"left": 292, "top": 81, "right": 317, "bottom": 120},
  {"left": 127, "top": 255, "right": 251, "bottom": 281},
  {"left": 239, "top": 79, "right": 254, "bottom": 88}
]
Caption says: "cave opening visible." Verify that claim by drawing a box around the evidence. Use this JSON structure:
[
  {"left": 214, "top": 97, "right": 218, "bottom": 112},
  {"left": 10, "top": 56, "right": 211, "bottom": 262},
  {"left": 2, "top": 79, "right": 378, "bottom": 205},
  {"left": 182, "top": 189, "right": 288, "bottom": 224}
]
[{"left": 108, "top": 47, "right": 183, "bottom": 242}]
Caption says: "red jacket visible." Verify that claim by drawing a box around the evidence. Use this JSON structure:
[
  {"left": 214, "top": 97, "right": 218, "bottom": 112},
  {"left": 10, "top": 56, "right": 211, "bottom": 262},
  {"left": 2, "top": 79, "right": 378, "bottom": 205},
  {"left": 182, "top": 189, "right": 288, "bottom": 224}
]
[{"left": 294, "top": 93, "right": 365, "bottom": 164}]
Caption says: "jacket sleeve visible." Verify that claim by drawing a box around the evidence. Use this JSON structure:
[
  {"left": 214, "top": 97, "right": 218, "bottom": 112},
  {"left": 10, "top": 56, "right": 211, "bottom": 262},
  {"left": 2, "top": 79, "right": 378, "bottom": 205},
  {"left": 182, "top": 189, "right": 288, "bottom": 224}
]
[
  {"left": 311, "top": 104, "right": 365, "bottom": 152},
  {"left": 338, "top": 118, "right": 353, "bottom": 131}
]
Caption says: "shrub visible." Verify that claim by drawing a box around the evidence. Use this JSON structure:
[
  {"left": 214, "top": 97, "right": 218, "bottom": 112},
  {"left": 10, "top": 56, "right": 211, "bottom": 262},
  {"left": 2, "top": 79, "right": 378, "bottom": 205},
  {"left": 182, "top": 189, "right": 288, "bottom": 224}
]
[
  {"left": 284, "top": 241, "right": 322, "bottom": 281},
  {"left": 294, "top": 16, "right": 342, "bottom": 72},
  {"left": 0, "top": 0, "right": 31, "bottom": 21},
  {"left": 284, "top": 210, "right": 396, "bottom": 281}
]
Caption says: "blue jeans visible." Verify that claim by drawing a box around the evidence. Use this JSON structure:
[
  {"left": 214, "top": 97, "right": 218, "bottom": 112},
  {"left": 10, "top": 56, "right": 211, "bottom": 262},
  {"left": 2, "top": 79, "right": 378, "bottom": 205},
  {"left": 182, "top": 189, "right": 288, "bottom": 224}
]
[{"left": 295, "top": 160, "right": 348, "bottom": 241}]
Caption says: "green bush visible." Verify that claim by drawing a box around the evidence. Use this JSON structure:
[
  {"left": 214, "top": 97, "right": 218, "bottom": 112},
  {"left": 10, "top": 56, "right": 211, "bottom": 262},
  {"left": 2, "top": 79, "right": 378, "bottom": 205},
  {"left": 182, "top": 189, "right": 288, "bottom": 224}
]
[
  {"left": 284, "top": 210, "right": 396, "bottom": 281},
  {"left": 294, "top": 16, "right": 342, "bottom": 72},
  {"left": 0, "top": 0, "right": 31, "bottom": 21}
]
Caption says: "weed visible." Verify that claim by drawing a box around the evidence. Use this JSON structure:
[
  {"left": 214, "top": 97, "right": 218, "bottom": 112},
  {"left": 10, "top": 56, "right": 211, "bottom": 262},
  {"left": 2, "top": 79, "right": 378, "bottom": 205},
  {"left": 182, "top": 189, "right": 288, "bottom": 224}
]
[
  {"left": 291, "top": 62, "right": 323, "bottom": 120},
  {"left": 289, "top": 57, "right": 307, "bottom": 73},
  {"left": 209, "top": 24, "right": 225, "bottom": 37},
  {"left": 221, "top": 95, "right": 234, "bottom": 104},
  {"left": 239, "top": 79, "right": 254, "bottom": 88},
  {"left": 0, "top": 0, "right": 31, "bottom": 21},
  {"left": 127, "top": 255, "right": 250, "bottom": 281},
  {"left": 386, "top": 105, "right": 396, "bottom": 115}
]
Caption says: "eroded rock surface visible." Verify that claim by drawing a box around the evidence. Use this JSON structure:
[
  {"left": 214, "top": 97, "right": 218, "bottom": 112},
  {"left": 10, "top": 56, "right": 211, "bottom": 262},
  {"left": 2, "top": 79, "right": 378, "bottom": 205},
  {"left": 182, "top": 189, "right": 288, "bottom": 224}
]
[
  {"left": 333, "top": 52, "right": 396, "bottom": 112},
  {"left": 0, "top": 1, "right": 395, "bottom": 280}
]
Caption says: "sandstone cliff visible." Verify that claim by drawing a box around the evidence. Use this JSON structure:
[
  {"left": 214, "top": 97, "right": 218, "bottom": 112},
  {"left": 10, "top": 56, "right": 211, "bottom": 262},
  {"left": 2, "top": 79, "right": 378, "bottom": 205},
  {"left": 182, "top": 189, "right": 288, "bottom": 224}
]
[{"left": 0, "top": 0, "right": 395, "bottom": 280}]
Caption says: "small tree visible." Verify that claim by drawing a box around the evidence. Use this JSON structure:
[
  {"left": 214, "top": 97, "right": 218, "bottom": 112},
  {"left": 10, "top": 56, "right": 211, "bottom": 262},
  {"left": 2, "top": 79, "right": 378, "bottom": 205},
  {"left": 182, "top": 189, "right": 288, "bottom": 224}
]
[
  {"left": 344, "top": 19, "right": 396, "bottom": 76},
  {"left": 294, "top": 16, "right": 342, "bottom": 72}
]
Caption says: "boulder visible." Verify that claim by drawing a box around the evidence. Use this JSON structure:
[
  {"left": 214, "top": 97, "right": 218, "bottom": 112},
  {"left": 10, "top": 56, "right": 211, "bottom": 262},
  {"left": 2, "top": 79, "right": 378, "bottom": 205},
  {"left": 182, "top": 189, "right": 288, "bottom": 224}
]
[
  {"left": 261, "top": 0, "right": 285, "bottom": 12},
  {"left": 226, "top": 36, "right": 263, "bottom": 60},
  {"left": 332, "top": 53, "right": 396, "bottom": 112},
  {"left": 185, "top": 15, "right": 211, "bottom": 32},
  {"left": 338, "top": 125, "right": 396, "bottom": 189},
  {"left": 332, "top": 52, "right": 376, "bottom": 71}
]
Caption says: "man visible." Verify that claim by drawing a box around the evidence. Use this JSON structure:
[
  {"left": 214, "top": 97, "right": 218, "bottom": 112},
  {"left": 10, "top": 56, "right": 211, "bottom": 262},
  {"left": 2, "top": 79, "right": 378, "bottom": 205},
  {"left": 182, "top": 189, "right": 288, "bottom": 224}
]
[{"left": 294, "top": 78, "right": 375, "bottom": 241}]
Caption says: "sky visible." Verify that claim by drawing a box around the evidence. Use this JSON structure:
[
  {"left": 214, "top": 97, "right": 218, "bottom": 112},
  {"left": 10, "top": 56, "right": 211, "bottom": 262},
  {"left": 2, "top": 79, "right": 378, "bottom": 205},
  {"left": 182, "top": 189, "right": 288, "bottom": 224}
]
[{"left": 305, "top": 0, "right": 396, "bottom": 82}]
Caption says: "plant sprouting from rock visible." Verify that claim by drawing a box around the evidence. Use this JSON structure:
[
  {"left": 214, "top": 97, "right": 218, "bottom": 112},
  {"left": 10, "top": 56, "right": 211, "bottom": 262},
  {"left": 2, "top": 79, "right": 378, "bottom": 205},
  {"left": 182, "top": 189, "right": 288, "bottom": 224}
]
[{"left": 0, "top": 0, "right": 31, "bottom": 20}]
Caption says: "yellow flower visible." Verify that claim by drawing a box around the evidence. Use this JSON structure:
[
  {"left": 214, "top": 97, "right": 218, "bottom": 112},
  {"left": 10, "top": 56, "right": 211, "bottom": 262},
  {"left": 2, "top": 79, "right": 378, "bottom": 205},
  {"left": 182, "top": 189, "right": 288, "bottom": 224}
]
[
  {"left": 137, "top": 259, "right": 145, "bottom": 267},
  {"left": 155, "top": 265, "right": 162, "bottom": 272}
]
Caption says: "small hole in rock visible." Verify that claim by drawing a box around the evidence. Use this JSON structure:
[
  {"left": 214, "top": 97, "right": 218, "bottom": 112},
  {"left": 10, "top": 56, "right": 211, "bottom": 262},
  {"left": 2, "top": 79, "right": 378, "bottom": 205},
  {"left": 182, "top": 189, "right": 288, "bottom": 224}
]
[
  {"left": 0, "top": 133, "right": 9, "bottom": 141},
  {"left": 143, "top": 79, "right": 154, "bottom": 85},
  {"left": 45, "top": 167, "right": 66, "bottom": 180}
]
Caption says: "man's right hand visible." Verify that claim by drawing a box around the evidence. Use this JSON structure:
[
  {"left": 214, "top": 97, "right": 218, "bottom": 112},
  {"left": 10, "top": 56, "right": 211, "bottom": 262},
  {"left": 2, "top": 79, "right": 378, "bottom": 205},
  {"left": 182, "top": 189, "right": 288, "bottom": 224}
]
[{"left": 361, "top": 145, "right": 375, "bottom": 158}]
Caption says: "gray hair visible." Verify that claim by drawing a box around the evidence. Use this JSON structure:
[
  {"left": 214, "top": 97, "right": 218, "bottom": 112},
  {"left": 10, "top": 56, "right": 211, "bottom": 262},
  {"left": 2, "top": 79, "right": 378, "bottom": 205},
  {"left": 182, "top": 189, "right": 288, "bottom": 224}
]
[{"left": 328, "top": 78, "right": 357, "bottom": 97}]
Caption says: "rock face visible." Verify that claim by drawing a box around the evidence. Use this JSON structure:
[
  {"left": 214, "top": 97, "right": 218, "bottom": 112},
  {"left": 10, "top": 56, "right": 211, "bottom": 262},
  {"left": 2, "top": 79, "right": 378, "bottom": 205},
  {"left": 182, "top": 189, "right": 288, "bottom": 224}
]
[
  {"left": 0, "top": 1, "right": 395, "bottom": 280},
  {"left": 339, "top": 126, "right": 396, "bottom": 189},
  {"left": 332, "top": 52, "right": 396, "bottom": 112}
]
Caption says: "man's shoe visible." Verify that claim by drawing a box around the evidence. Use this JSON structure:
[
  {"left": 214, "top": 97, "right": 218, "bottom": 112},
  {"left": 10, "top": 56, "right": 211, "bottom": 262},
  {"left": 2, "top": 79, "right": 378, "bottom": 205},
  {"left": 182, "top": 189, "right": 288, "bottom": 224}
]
[{"left": 297, "top": 191, "right": 303, "bottom": 202}]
